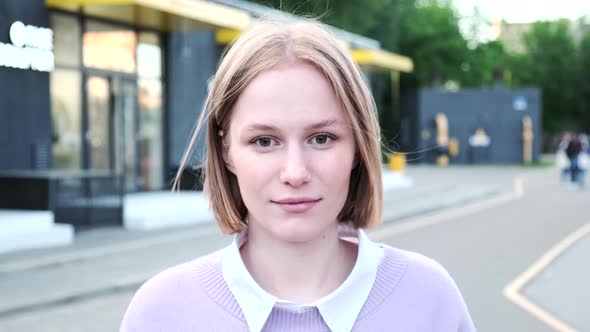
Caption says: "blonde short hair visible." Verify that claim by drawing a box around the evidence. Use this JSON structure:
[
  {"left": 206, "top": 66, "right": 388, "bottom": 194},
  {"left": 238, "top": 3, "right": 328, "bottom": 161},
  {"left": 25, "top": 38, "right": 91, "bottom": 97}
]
[{"left": 175, "top": 19, "right": 383, "bottom": 233}]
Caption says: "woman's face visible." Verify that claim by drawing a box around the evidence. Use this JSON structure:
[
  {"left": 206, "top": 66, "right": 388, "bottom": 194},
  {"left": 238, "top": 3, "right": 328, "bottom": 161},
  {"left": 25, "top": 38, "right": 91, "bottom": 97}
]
[{"left": 224, "top": 61, "right": 356, "bottom": 243}]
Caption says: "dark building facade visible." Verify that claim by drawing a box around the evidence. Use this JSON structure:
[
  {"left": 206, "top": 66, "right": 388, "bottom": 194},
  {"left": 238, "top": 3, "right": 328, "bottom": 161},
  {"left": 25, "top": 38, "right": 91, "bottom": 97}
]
[
  {"left": 0, "top": 1, "right": 53, "bottom": 171},
  {"left": 0, "top": 0, "right": 240, "bottom": 228},
  {"left": 401, "top": 88, "right": 542, "bottom": 164}
]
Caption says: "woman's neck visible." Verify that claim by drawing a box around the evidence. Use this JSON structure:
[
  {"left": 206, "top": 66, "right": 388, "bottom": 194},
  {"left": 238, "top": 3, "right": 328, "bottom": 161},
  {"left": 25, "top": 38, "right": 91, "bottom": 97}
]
[{"left": 240, "top": 223, "right": 357, "bottom": 304}]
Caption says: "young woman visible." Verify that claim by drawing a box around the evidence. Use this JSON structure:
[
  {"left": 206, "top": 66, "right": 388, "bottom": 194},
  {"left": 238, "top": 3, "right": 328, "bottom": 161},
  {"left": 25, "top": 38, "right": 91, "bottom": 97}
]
[{"left": 121, "top": 19, "right": 475, "bottom": 332}]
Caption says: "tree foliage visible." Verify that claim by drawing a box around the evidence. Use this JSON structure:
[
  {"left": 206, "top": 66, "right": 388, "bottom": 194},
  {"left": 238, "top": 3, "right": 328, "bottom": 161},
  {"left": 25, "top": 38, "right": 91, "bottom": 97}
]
[
  {"left": 508, "top": 20, "right": 583, "bottom": 132},
  {"left": 575, "top": 31, "right": 590, "bottom": 131},
  {"left": 459, "top": 40, "right": 507, "bottom": 87},
  {"left": 247, "top": 0, "right": 390, "bottom": 35},
  {"left": 395, "top": 1, "right": 468, "bottom": 89}
]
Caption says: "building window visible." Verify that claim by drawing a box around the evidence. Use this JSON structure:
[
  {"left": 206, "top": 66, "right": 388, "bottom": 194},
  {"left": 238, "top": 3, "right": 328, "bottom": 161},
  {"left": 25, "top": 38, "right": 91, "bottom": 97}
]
[
  {"left": 83, "top": 19, "right": 136, "bottom": 73},
  {"left": 52, "top": 13, "right": 81, "bottom": 68},
  {"left": 51, "top": 13, "right": 82, "bottom": 170},
  {"left": 50, "top": 14, "right": 165, "bottom": 191},
  {"left": 51, "top": 69, "right": 82, "bottom": 170},
  {"left": 137, "top": 32, "right": 164, "bottom": 190}
]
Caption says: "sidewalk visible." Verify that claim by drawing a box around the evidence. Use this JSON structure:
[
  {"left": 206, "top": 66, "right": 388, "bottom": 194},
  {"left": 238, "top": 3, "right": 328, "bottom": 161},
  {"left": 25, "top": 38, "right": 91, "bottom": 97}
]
[{"left": 0, "top": 165, "right": 515, "bottom": 330}]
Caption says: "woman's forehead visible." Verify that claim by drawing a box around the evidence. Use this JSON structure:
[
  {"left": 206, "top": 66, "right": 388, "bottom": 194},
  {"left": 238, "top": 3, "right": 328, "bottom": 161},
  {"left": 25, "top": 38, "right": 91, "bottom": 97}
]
[
  {"left": 239, "top": 63, "right": 334, "bottom": 99},
  {"left": 229, "top": 63, "right": 350, "bottom": 125}
]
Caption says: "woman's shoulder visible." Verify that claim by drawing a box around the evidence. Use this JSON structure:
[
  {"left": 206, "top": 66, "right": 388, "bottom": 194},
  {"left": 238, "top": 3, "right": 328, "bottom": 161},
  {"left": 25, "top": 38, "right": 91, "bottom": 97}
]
[
  {"left": 136, "top": 248, "right": 223, "bottom": 296},
  {"left": 120, "top": 249, "right": 229, "bottom": 331},
  {"left": 359, "top": 245, "right": 475, "bottom": 331},
  {"left": 380, "top": 245, "right": 473, "bottom": 319},
  {"left": 379, "top": 244, "right": 463, "bottom": 295},
  {"left": 380, "top": 244, "right": 454, "bottom": 281}
]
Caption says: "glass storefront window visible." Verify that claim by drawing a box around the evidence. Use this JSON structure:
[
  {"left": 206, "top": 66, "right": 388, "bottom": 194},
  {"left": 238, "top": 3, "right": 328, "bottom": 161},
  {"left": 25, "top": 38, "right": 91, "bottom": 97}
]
[
  {"left": 138, "top": 32, "right": 162, "bottom": 79},
  {"left": 51, "top": 69, "right": 82, "bottom": 170},
  {"left": 83, "top": 20, "right": 136, "bottom": 73},
  {"left": 51, "top": 17, "right": 164, "bottom": 191},
  {"left": 87, "top": 76, "right": 111, "bottom": 171},
  {"left": 51, "top": 13, "right": 81, "bottom": 67},
  {"left": 138, "top": 78, "right": 163, "bottom": 190},
  {"left": 137, "top": 32, "right": 163, "bottom": 190}
]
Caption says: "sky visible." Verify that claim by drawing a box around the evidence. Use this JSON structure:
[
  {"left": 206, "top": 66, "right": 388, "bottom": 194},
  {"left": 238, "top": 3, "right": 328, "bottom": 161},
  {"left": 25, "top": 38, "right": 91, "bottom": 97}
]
[{"left": 452, "top": 0, "right": 590, "bottom": 23}]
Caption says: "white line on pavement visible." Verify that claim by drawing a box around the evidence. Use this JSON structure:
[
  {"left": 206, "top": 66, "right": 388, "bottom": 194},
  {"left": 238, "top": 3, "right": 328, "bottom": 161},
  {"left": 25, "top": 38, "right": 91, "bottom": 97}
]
[{"left": 503, "top": 222, "right": 590, "bottom": 332}]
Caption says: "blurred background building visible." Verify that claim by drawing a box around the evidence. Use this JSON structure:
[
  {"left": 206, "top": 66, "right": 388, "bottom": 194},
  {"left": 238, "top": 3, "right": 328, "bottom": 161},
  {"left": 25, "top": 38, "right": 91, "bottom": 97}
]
[
  {"left": 0, "top": 0, "right": 412, "bottom": 250},
  {"left": 492, "top": 19, "right": 590, "bottom": 54}
]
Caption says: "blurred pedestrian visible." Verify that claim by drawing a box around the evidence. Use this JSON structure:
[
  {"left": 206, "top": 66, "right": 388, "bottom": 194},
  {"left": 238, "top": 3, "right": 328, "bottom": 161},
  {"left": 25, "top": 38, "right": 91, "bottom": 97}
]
[
  {"left": 121, "top": 19, "right": 475, "bottom": 332},
  {"left": 557, "top": 132, "right": 572, "bottom": 182},
  {"left": 565, "top": 133, "right": 583, "bottom": 186}
]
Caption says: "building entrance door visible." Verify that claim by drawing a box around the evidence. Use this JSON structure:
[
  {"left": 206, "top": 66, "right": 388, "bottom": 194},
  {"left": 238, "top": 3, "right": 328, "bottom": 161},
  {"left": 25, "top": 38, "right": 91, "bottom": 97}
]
[{"left": 85, "top": 75, "right": 139, "bottom": 192}]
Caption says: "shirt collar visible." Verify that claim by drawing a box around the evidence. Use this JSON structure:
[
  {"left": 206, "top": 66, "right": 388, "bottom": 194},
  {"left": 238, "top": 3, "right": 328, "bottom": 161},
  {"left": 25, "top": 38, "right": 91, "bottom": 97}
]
[{"left": 221, "top": 224, "right": 384, "bottom": 332}]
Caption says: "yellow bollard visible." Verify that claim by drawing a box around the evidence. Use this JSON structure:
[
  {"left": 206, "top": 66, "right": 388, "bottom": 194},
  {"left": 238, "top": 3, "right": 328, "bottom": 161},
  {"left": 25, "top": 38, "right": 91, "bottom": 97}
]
[
  {"left": 389, "top": 153, "right": 406, "bottom": 172},
  {"left": 435, "top": 113, "right": 450, "bottom": 167},
  {"left": 449, "top": 138, "right": 459, "bottom": 157},
  {"left": 436, "top": 155, "right": 449, "bottom": 167}
]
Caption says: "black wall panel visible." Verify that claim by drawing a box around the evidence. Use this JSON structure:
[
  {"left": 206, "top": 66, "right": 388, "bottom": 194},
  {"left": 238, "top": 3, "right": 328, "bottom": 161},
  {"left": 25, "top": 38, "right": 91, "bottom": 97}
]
[
  {"left": 166, "top": 31, "right": 219, "bottom": 178},
  {"left": 0, "top": 0, "right": 51, "bottom": 170}
]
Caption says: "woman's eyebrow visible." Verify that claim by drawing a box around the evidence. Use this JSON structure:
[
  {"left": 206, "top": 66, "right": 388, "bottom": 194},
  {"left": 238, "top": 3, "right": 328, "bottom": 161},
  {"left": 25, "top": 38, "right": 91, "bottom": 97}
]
[
  {"left": 245, "top": 123, "right": 277, "bottom": 132},
  {"left": 244, "top": 119, "right": 343, "bottom": 132},
  {"left": 304, "top": 119, "right": 340, "bottom": 131}
]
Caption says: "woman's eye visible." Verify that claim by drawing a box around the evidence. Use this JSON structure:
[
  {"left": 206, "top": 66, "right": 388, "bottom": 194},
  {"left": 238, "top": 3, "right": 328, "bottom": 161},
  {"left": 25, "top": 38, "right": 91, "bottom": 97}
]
[
  {"left": 254, "top": 137, "right": 274, "bottom": 147},
  {"left": 311, "top": 134, "right": 333, "bottom": 145}
]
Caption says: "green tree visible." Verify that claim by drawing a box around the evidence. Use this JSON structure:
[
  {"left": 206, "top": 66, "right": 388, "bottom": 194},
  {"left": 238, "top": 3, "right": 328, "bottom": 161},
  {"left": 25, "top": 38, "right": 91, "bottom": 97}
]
[
  {"left": 459, "top": 40, "right": 508, "bottom": 87},
  {"left": 395, "top": 1, "right": 468, "bottom": 89},
  {"left": 510, "top": 20, "right": 578, "bottom": 132},
  {"left": 576, "top": 31, "right": 590, "bottom": 131},
  {"left": 246, "top": 0, "right": 390, "bottom": 35}
]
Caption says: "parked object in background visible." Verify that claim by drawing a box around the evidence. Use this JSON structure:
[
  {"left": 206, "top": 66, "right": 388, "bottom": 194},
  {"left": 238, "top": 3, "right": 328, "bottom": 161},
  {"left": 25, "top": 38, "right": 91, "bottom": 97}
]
[
  {"left": 434, "top": 113, "right": 450, "bottom": 166},
  {"left": 522, "top": 115, "right": 534, "bottom": 164},
  {"left": 468, "top": 128, "right": 491, "bottom": 164},
  {"left": 432, "top": 113, "right": 460, "bottom": 166}
]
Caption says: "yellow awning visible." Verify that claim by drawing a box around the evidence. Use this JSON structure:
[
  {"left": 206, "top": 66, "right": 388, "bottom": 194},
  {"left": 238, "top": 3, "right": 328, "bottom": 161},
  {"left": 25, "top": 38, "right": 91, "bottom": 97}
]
[
  {"left": 215, "top": 28, "right": 242, "bottom": 44},
  {"left": 352, "top": 49, "right": 413, "bottom": 73},
  {"left": 46, "top": 0, "right": 251, "bottom": 31}
]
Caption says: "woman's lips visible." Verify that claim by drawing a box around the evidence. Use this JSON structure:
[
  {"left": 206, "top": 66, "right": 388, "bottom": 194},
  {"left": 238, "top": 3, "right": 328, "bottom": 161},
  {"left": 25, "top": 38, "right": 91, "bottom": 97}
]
[{"left": 272, "top": 198, "right": 321, "bottom": 213}]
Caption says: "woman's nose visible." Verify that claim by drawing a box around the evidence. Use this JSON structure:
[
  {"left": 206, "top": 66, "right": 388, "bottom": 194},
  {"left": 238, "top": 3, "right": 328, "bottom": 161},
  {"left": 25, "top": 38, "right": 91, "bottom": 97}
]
[{"left": 279, "top": 145, "right": 311, "bottom": 187}]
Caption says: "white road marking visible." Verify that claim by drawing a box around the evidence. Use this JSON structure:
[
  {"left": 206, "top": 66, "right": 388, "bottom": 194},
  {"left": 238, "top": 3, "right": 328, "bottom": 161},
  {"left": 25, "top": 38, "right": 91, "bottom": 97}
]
[{"left": 503, "top": 222, "right": 590, "bottom": 332}]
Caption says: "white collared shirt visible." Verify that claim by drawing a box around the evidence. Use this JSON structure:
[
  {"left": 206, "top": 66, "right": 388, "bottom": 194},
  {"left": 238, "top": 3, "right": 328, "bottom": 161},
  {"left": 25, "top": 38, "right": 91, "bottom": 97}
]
[{"left": 221, "top": 225, "right": 384, "bottom": 332}]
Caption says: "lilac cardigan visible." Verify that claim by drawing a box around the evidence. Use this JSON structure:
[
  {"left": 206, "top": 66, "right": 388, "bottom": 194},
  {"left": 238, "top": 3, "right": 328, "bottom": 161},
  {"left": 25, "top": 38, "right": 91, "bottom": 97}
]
[{"left": 121, "top": 245, "right": 475, "bottom": 331}]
